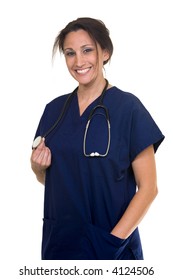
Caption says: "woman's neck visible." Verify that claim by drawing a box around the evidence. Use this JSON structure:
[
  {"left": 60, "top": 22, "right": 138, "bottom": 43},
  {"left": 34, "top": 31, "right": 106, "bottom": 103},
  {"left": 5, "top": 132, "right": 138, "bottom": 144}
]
[
  {"left": 77, "top": 78, "right": 111, "bottom": 116},
  {"left": 77, "top": 78, "right": 108, "bottom": 103}
]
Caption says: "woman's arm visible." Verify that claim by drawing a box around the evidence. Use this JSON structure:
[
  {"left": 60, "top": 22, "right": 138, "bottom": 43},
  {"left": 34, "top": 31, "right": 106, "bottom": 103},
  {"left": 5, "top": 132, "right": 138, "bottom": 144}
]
[
  {"left": 111, "top": 144, "right": 158, "bottom": 239},
  {"left": 30, "top": 138, "right": 51, "bottom": 185}
]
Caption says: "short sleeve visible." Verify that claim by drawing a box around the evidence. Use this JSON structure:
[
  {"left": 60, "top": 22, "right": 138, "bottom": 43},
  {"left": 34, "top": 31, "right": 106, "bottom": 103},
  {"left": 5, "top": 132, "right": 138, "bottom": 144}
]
[{"left": 130, "top": 101, "right": 165, "bottom": 162}]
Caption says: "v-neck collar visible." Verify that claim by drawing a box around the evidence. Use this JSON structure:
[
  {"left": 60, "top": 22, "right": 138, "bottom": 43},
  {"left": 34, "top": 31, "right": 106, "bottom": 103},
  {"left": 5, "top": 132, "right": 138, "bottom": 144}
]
[
  {"left": 76, "top": 93, "right": 101, "bottom": 119},
  {"left": 74, "top": 87, "right": 114, "bottom": 119}
]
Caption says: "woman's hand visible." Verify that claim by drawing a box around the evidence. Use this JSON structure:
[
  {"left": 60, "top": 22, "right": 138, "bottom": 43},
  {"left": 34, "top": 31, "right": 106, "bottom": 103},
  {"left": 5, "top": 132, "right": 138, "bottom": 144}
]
[{"left": 30, "top": 138, "right": 51, "bottom": 185}]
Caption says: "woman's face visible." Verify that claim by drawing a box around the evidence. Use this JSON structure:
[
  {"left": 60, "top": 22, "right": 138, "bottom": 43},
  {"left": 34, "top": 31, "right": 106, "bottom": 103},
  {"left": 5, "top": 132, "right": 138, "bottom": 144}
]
[{"left": 63, "top": 29, "right": 109, "bottom": 86}]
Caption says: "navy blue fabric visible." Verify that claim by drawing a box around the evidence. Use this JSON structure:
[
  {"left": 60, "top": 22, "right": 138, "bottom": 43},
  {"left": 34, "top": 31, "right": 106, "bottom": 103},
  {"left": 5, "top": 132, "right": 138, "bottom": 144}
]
[{"left": 34, "top": 86, "right": 165, "bottom": 260}]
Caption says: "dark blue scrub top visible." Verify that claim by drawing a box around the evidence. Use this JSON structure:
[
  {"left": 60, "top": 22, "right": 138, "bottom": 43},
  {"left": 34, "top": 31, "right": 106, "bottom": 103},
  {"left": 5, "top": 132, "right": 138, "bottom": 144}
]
[{"left": 34, "top": 86, "right": 164, "bottom": 260}]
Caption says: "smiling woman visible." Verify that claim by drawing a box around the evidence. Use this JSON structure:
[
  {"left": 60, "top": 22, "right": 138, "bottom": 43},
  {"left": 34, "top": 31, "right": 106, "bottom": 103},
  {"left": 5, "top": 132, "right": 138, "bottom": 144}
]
[
  {"left": 63, "top": 30, "right": 109, "bottom": 83},
  {"left": 62, "top": 29, "right": 110, "bottom": 115},
  {"left": 30, "top": 17, "right": 164, "bottom": 260}
]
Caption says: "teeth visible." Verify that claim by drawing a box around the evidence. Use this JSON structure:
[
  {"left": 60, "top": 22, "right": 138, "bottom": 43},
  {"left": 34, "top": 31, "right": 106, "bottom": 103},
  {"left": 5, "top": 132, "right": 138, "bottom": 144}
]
[{"left": 76, "top": 68, "right": 90, "bottom": 74}]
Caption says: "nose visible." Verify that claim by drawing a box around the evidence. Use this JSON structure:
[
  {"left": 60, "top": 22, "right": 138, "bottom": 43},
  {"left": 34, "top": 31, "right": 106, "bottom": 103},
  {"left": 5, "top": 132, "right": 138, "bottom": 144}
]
[{"left": 75, "top": 53, "right": 85, "bottom": 67}]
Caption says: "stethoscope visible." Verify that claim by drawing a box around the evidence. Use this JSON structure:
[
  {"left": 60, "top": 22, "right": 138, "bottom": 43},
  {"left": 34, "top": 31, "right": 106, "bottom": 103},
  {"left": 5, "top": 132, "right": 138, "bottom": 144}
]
[{"left": 32, "top": 79, "right": 110, "bottom": 157}]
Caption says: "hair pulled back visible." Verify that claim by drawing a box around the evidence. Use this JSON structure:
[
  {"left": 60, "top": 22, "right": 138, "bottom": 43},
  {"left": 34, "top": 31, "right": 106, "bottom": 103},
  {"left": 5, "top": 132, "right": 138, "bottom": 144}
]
[{"left": 52, "top": 17, "right": 113, "bottom": 65}]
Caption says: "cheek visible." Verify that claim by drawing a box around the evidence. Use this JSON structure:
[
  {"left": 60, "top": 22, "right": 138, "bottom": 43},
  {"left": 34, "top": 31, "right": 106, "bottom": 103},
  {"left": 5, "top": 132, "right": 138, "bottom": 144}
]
[
  {"left": 91, "top": 54, "right": 98, "bottom": 65},
  {"left": 65, "top": 60, "right": 75, "bottom": 75},
  {"left": 65, "top": 59, "right": 76, "bottom": 77},
  {"left": 65, "top": 57, "right": 71, "bottom": 68}
]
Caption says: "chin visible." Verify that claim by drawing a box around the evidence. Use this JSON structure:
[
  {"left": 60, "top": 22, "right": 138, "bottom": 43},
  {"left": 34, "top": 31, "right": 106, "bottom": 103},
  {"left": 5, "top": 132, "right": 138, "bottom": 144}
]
[{"left": 75, "top": 75, "right": 95, "bottom": 86}]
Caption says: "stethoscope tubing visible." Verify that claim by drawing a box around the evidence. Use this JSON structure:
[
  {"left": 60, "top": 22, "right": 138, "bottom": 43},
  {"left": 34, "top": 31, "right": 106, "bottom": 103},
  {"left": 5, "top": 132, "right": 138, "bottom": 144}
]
[
  {"left": 32, "top": 88, "right": 76, "bottom": 149},
  {"left": 83, "top": 104, "right": 111, "bottom": 157},
  {"left": 43, "top": 91, "right": 75, "bottom": 139},
  {"left": 32, "top": 79, "right": 110, "bottom": 157}
]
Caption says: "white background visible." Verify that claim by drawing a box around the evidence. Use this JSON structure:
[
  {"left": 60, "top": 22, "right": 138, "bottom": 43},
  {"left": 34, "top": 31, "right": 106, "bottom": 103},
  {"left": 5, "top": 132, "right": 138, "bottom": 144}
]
[{"left": 0, "top": 0, "right": 172, "bottom": 279}]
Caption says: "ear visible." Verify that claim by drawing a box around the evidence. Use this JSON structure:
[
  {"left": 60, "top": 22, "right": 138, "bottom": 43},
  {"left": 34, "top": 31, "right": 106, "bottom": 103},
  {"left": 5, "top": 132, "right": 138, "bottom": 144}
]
[
  {"left": 103, "top": 49, "right": 109, "bottom": 61},
  {"left": 103, "top": 49, "right": 110, "bottom": 64}
]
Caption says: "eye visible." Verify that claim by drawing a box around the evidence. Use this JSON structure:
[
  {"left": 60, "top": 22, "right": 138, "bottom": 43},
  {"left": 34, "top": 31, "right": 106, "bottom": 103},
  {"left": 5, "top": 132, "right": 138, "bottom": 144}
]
[
  {"left": 65, "top": 51, "right": 75, "bottom": 57},
  {"left": 83, "top": 48, "right": 93, "bottom": 54}
]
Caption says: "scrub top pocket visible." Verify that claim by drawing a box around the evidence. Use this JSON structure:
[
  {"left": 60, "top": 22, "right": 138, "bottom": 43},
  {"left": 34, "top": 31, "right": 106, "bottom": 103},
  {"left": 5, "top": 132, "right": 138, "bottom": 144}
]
[
  {"left": 81, "top": 223, "right": 128, "bottom": 260},
  {"left": 42, "top": 218, "right": 84, "bottom": 260}
]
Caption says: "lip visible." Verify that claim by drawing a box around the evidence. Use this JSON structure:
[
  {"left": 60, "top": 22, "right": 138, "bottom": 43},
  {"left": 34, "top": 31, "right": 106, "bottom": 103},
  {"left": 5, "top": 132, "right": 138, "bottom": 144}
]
[{"left": 75, "top": 67, "right": 91, "bottom": 74}]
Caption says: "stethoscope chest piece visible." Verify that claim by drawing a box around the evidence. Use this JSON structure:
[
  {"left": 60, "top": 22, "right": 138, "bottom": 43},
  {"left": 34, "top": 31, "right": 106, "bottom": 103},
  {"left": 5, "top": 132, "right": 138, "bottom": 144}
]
[{"left": 32, "top": 136, "right": 42, "bottom": 149}]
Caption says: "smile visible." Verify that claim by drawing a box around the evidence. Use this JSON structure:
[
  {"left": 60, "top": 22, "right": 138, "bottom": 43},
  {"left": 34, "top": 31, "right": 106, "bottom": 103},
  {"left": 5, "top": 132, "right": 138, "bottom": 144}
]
[{"left": 76, "top": 67, "right": 91, "bottom": 74}]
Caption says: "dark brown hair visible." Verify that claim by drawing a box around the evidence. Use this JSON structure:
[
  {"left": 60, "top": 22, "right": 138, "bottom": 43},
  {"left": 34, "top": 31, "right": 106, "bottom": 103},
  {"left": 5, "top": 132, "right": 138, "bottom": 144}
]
[{"left": 52, "top": 17, "right": 113, "bottom": 65}]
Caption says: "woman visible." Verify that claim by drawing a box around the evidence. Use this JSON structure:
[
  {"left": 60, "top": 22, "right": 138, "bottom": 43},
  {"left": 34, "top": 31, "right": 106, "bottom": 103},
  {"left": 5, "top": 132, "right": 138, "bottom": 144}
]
[{"left": 30, "top": 17, "right": 164, "bottom": 260}]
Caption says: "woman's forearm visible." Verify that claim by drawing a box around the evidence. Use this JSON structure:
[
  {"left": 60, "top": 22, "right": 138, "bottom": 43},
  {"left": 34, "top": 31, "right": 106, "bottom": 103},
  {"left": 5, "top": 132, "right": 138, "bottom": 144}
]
[
  {"left": 111, "top": 145, "right": 158, "bottom": 239},
  {"left": 111, "top": 185, "right": 158, "bottom": 239}
]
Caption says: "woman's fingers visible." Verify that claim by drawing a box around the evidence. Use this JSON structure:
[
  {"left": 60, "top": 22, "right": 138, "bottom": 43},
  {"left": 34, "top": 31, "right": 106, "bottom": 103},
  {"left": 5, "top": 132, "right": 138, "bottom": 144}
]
[{"left": 31, "top": 139, "right": 51, "bottom": 170}]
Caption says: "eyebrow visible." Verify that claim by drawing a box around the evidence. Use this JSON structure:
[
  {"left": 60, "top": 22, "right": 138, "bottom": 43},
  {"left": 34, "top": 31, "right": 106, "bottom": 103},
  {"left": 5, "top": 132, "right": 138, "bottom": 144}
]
[{"left": 64, "top": 44, "right": 95, "bottom": 52}]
